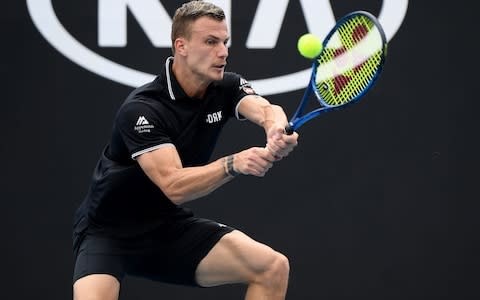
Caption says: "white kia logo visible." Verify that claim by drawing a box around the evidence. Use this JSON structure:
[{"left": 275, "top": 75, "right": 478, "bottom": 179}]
[{"left": 26, "top": 0, "right": 408, "bottom": 96}]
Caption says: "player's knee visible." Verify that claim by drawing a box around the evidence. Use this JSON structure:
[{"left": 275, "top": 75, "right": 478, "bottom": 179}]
[
  {"left": 258, "top": 251, "right": 290, "bottom": 287},
  {"left": 271, "top": 252, "right": 290, "bottom": 280}
]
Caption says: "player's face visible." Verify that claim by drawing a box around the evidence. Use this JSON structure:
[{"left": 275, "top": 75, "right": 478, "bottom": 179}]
[{"left": 184, "top": 17, "right": 229, "bottom": 83}]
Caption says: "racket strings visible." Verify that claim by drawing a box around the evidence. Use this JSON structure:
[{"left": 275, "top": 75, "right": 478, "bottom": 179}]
[{"left": 315, "top": 15, "right": 384, "bottom": 107}]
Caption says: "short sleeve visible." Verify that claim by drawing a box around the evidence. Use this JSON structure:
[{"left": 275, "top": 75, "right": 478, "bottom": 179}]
[
  {"left": 224, "top": 73, "right": 259, "bottom": 120},
  {"left": 115, "top": 101, "right": 173, "bottom": 159}
]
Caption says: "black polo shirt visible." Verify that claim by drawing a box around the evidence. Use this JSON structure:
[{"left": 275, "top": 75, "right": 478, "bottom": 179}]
[{"left": 74, "top": 57, "right": 256, "bottom": 237}]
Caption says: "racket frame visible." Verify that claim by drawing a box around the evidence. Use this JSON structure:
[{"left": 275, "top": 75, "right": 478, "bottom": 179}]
[{"left": 286, "top": 11, "right": 387, "bottom": 134}]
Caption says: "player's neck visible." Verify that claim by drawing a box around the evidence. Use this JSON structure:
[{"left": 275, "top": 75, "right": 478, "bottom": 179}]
[{"left": 172, "top": 59, "right": 209, "bottom": 99}]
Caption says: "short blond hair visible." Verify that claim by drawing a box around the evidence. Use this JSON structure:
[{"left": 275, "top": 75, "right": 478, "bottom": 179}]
[{"left": 171, "top": 1, "right": 225, "bottom": 53}]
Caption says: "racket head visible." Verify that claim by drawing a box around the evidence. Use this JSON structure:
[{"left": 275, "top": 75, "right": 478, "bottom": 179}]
[{"left": 312, "top": 11, "right": 387, "bottom": 108}]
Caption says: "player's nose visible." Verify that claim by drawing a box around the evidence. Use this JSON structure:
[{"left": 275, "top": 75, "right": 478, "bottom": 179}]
[{"left": 218, "top": 43, "right": 228, "bottom": 58}]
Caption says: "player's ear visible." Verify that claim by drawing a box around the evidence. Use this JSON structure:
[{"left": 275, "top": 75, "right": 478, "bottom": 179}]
[{"left": 174, "top": 38, "right": 188, "bottom": 56}]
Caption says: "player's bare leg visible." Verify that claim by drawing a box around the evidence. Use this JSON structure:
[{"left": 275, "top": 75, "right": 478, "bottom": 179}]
[
  {"left": 73, "top": 274, "right": 120, "bottom": 300},
  {"left": 195, "top": 230, "right": 289, "bottom": 299}
]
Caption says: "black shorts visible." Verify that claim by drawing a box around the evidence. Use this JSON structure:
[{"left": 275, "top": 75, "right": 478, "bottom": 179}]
[{"left": 73, "top": 217, "right": 234, "bottom": 286}]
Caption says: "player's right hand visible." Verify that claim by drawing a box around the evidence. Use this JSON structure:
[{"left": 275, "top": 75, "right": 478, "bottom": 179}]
[{"left": 233, "top": 147, "right": 276, "bottom": 177}]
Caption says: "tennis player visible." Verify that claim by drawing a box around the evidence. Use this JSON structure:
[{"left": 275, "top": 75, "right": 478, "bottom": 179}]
[{"left": 73, "top": 1, "right": 298, "bottom": 299}]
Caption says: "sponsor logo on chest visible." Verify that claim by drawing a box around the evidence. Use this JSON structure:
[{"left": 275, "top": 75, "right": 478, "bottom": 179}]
[{"left": 206, "top": 111, "right": 223, "bottom": 124}]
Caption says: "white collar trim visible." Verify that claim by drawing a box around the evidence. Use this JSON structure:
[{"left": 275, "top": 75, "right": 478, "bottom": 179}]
[{"left": 165, "top": 57, "right": 175, "bottom": 101}]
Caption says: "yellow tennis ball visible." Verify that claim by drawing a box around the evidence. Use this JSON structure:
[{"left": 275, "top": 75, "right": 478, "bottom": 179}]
[{"left": 297, "top": 33, "right": 322, "bottom": 59}]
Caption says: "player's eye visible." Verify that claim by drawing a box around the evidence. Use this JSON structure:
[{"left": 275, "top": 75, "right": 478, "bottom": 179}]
[{"left": 206, "top": 39, "right": 217, "bottom": 45}]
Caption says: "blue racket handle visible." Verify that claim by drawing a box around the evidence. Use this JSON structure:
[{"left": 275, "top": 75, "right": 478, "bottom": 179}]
[{"left": 285, "top": 124, "right": 295, "bottom": 135}]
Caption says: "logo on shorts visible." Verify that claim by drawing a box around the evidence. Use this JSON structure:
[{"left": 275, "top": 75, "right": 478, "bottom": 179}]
[{"left": 134, "top": 116, "right": 154, "bottom": 133}]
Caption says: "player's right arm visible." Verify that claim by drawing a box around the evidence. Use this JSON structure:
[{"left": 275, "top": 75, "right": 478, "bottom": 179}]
[
  {"left": 117, "top": 98, "right": 276, "bottom": 205},
  {"left": 136, "top": 145, "right": 275, "bottom": 205}
]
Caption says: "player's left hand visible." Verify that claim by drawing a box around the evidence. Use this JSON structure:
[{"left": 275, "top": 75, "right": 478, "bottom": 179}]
[{"left": 266, "top": 126, "right": 299, "bottom": 160}]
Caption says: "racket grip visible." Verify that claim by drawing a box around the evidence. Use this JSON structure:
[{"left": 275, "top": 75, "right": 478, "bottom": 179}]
[{"left": 284, "top": 124, "right": 295, "bottom": 135}]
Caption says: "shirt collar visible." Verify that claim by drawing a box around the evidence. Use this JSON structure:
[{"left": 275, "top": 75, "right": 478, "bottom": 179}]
[
  {"left": 165, "top": 57, "right": 190, "bottom": 101},
  {"left": 165, "top": 57, "right": 176, "bottom": 100},
  {"left": 164, "top": 56, "right": 218, "bottom": 101}
]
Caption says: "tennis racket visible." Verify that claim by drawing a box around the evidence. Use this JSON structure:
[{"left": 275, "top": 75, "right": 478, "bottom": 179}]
[{"left": 285, "top": 11, "right": 387, "bottom": 134}]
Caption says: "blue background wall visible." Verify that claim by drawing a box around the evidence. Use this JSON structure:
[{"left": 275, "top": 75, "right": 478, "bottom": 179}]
[{"left": 3, "top": 1, "right": 478, "bottom": 299}]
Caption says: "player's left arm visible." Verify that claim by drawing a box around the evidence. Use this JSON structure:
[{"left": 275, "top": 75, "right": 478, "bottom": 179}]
[{"left": 237, "top": 95, "right": 299, "bottom": 160}]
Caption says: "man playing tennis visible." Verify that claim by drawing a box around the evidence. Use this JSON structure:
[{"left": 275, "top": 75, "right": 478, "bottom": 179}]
[{"left": 73, "top": 1, "right": 299, "bottom": 299}]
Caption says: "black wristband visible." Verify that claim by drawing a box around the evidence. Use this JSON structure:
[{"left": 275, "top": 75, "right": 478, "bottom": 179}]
[{"left": 226, "top": 155, "right": 239, "bottom": 177}]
